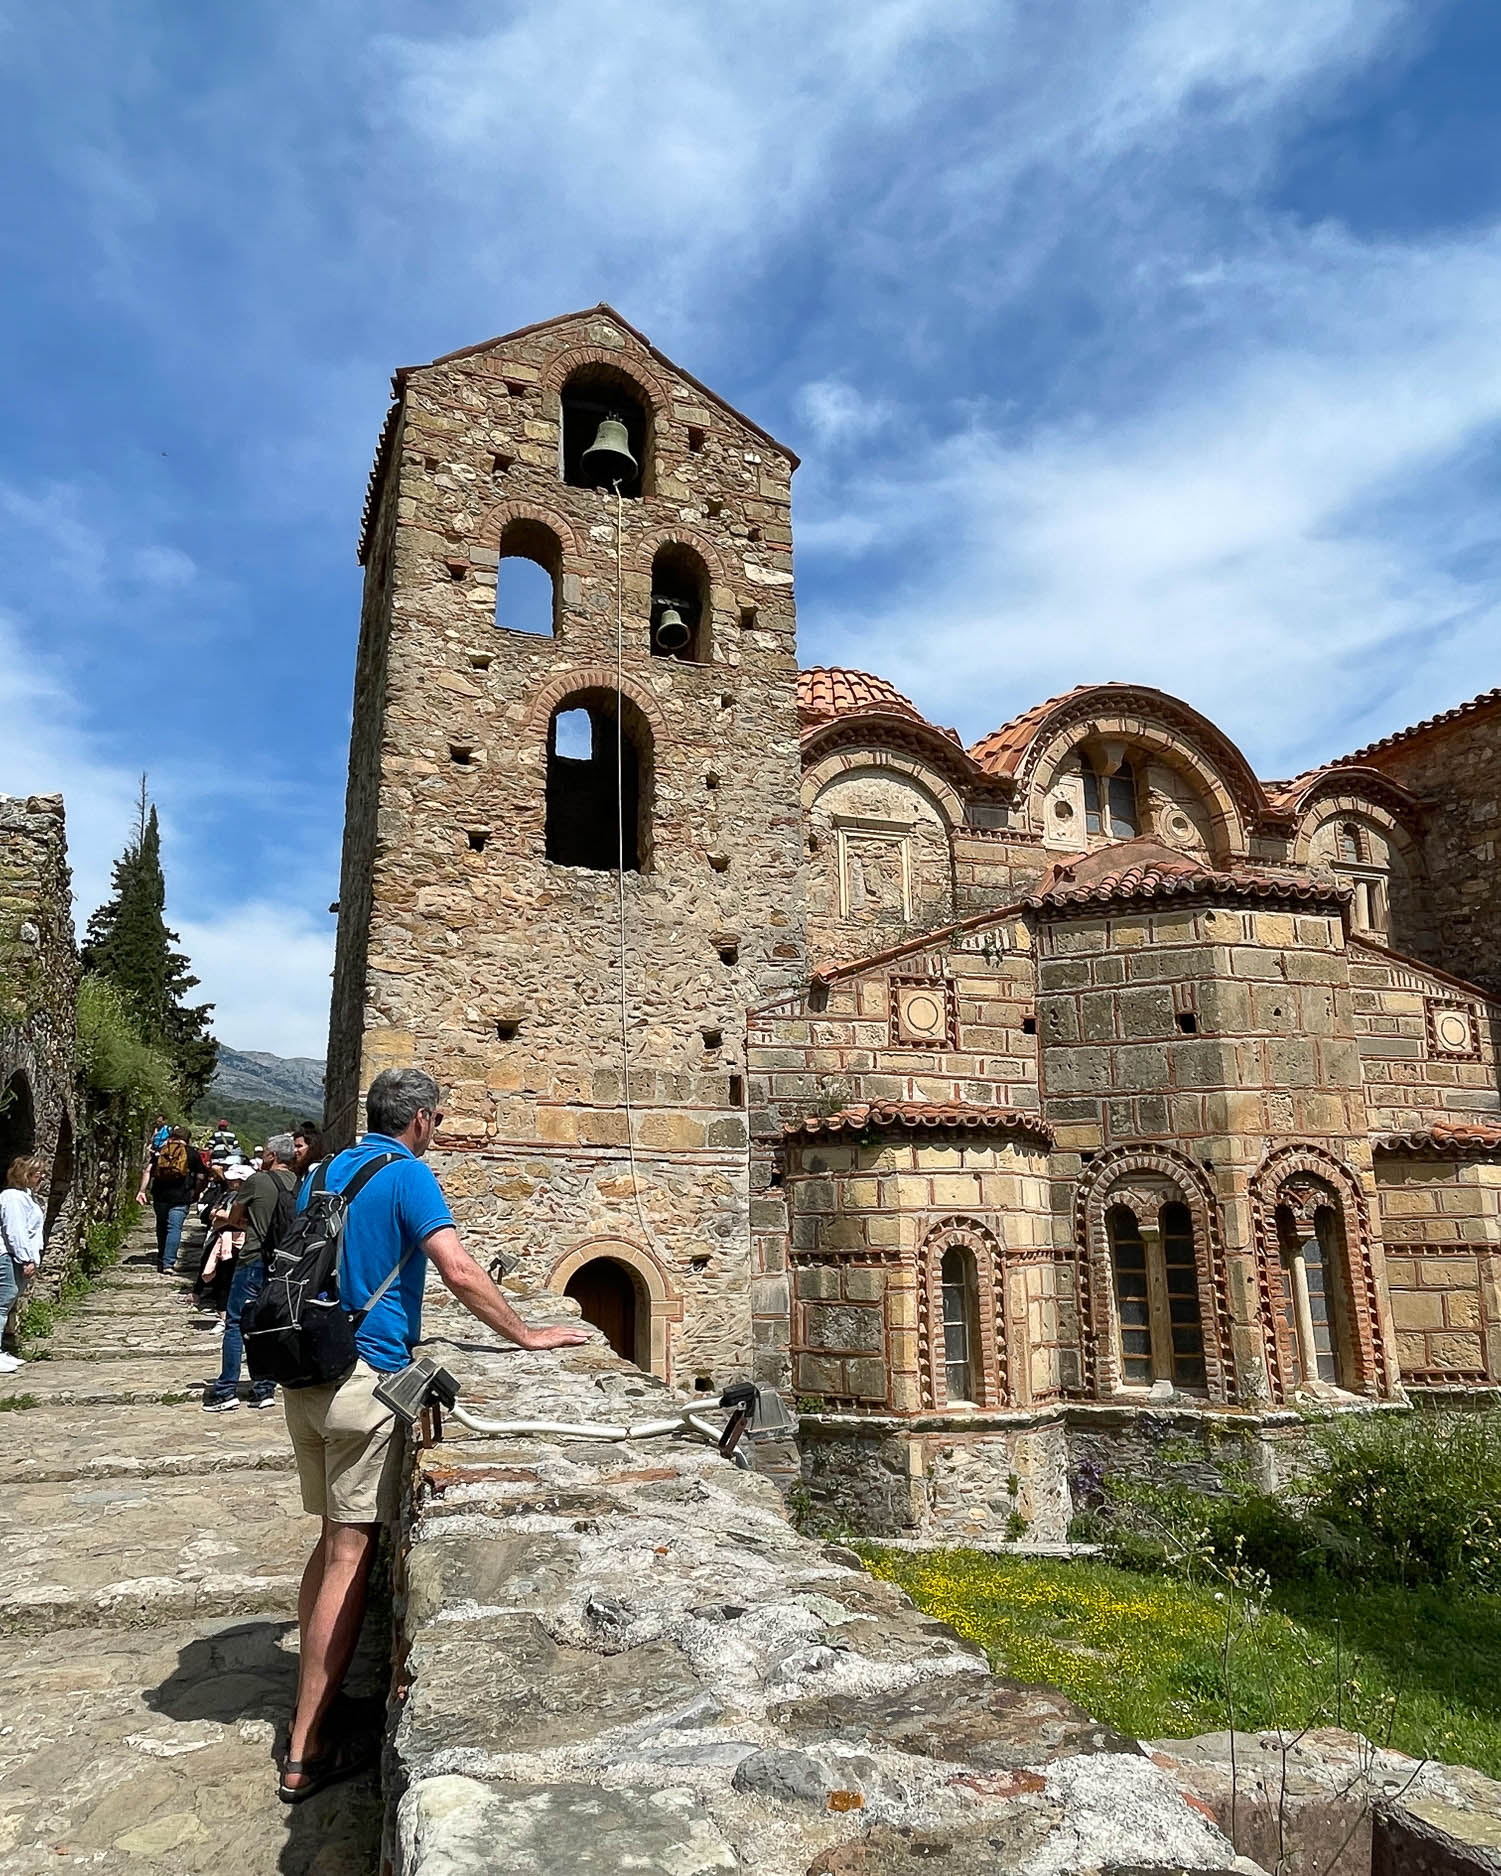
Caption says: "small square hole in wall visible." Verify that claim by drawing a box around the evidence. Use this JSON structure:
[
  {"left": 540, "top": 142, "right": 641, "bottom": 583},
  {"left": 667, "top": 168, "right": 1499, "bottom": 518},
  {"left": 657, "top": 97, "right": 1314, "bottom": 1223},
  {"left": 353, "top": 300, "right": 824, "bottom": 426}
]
[
  {"left": 769, "top": 1166, "right": 785, "bottom": 1188},
  {"left": 495, "top": 1018, "right": 521, "bottom": 1042},
  {"left": 423, "top": 454, "right": 441, "bottom": 471},
  {"left": 449, "top": 744, "right": 475, "bottom": 766},
  {"left": 687, "top": 426, "right": 706, "bottom": 453},
  {"left": 469, "top": 652, "right": 493, "bottom": 671},
  {"left": 705, "top": 771, "right": 720, "bottom": 791},
  {"left": 746, "top": 525, "right": 762, "bottom": 543},
  {"left": 702, "top": 1028, "right": 724, "bottom": 1053},
  {"left": 447, "top": 561, "right": 468, "bottom": 582},
  {"left": 720, "top": 693, "right": 734, "bottom": 711},
  {"left": 1176, "top": 1012, "right": 1199, "bottom": 1034},
  {"left": 718, "top": 941, "right": 739, "bottom": 966},
  {"left": 709, "top": 853, "right": 730, "bottom": 873},
  {"left": 706, "top": 497, "right": 724, "bottom": 518},
  {"left": 694, "top": 1372, "right": 713, "bottom": 1391},
  {"left": 739, "top": 605, "right": 757, "bottom": 629},
  {"left": 467, "top": 829, "right": 489, "bottom": 852},
  {"left": 1022, "top": 1015, "right": 1038, "bottom": 1035},
  {"left": 729, "top": 1073, "right": 745, "bottom": 1107},
  {"left": 492, "top": 452, "right": 515, "bottom": 476},
  {"left": 504, "top": 379, "right": 529, "bottom": 399}
]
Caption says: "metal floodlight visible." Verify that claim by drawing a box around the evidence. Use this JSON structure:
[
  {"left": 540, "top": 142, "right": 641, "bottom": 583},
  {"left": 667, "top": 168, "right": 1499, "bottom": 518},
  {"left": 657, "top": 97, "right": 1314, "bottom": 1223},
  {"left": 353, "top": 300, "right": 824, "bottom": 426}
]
[
  {"left": 717, "top": 1381, "right": 795, "bottom": 1456},
  {"left": 374, "top": 1356, "right": 460, "bottom": 1428}
]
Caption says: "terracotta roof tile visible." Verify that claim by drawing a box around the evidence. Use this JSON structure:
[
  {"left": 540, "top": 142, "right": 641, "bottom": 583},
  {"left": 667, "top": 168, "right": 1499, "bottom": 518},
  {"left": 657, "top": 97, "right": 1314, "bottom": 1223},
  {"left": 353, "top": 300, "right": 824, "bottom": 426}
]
[
  {"left": 784, "top": 1101, "right": 1054, "bottom": 1146},
  {"left": 1021, "top": 837, "right": 1347, "bottom": 913},
  {"left": 969, "top": 688, "right": 1094, "bottom": 776},
  {"left": 1333, "top": 687, "right": 1501, "bottom": 767},
  {"left": 1372, "top": 1122, "right": 1501, "bottom": 1157},
  {"left": 797, "top": 667, "right": 925, "bottom": 723}
]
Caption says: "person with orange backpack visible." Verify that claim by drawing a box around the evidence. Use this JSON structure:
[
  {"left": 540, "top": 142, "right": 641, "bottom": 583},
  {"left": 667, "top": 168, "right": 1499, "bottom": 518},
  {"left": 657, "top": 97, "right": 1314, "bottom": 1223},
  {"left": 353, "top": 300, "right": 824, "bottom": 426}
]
[{"left": 136, "top": 1125, "right": 206, "bottom": 1274}]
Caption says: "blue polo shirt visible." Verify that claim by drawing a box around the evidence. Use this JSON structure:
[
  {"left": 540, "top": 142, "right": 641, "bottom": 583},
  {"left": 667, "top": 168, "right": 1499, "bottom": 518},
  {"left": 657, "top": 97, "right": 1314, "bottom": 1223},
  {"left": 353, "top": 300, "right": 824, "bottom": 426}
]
[{"left": 299, "top": 1134, "right": 454, "bottom": 1374}]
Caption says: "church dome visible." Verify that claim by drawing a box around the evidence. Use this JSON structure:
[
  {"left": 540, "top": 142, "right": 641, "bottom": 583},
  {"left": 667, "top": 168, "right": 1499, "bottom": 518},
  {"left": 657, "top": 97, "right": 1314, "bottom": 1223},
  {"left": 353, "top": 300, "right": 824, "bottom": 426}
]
[{"left": 798, "top": 667, "right": 923, "bottom": 723}]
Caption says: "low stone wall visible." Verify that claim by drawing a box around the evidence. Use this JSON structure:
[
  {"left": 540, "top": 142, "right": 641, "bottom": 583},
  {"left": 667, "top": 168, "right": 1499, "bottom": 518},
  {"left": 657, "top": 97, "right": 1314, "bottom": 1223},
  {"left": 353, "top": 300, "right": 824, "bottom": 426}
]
[
  {"left": 797, "top": 1402, "right": 1383, "bottom": 1545},
  {"left": 388, "top": 1287, "right": 1258, "bottom": 1875}
]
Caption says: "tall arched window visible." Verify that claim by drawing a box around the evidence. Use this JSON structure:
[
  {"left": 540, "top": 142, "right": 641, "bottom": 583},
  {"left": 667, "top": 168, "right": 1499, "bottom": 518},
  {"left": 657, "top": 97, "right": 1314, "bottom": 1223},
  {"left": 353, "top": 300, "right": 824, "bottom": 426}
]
[
  {"left": 939, "top": 1244, "right": 980, "bottom": 1403},
  {"left": 560, "top": 366, "right": 650, "bottom": 498},
  {"left": 1338, "top": 822, "right": 1363, "bottom": 864},
  {"left": 1079, "top": 753, "right": 1139, "bottom": 841},
  {"left": 495, "top": 518, "right": 561, "bottom": 637},
  {"left": 1275, "top": 1193, "right": 1353, "bottom": 1387},
  {"left": 1107, "top": 1197, "right": 1206, "bottom": 1391},
  {"left": 545, "top": 690, "right": 652, "bottom": 872}
]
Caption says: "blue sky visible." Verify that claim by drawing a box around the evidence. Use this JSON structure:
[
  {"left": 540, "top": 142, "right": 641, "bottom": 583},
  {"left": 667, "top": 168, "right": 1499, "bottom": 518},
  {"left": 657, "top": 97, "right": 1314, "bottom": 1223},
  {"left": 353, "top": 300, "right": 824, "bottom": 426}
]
[{"left": 2, "top": 1, "right": 1499, "bottom": 1055}]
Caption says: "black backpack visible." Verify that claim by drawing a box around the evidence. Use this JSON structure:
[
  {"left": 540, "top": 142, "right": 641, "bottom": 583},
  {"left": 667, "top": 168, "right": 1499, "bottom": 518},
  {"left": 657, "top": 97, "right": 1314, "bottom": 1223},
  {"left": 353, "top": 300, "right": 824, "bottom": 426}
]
[{"left": 242, "top": 1153, "right": 410, "bottom": 1389}]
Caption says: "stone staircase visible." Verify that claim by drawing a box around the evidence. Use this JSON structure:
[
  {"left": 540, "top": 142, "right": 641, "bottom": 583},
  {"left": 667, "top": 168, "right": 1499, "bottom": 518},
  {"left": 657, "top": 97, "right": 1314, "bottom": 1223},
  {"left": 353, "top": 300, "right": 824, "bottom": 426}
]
[{"left": 0, "top": 1216, "right": 382, "bottom": 1874}]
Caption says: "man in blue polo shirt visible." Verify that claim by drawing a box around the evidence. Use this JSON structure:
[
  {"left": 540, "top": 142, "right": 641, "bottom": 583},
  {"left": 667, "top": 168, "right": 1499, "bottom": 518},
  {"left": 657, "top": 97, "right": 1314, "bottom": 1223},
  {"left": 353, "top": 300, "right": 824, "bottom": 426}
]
[{"left": 278, "top": 1066, "right": 588, "bottom": 1804}]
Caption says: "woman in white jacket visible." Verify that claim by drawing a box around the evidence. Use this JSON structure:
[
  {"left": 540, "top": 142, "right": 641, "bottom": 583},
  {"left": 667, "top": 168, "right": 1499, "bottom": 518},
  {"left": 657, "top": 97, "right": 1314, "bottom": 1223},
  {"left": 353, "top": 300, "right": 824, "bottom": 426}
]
[{"left": 0, "top": 1156, "right": 44, "bottom": 1372}]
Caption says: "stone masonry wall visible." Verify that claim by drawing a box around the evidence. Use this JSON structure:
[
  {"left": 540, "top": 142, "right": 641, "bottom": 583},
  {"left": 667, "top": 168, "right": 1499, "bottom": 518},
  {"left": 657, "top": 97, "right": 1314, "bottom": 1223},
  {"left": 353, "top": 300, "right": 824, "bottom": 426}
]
[
  {"left": 389, "top": 1280, "right": 1258, "bottom": 1876},
  {"left": 1035, "top": 896, "right": 1393, "bottom": 1406},
  {"left": 1348, "top": 940, "right": 1501, "bottom": 1134},
  {"left": 0, "top": 793, "right": 83, "bottom": 1273},
  {"left": 1356, "top": 697, "right": 1501, "bottom": 999},
  {"left": 1374, "top": 1157, "right": 1501, "bottom": 1385},
  {"left": 330, "top": 310, "right": 809, "bottom": 1388}
]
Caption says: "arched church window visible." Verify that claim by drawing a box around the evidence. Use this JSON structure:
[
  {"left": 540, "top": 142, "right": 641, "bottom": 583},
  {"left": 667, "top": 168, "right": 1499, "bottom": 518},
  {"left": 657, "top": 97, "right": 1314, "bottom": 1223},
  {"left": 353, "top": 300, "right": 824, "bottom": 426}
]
[
  {"left": 1079, "top": 753, "right": 1140, "bottom": 841},
  {"left": 545, "top": 691, "right": 652, "bottom": 872},
  {"left": 939, "top": 1244, "right": 980, "bottom": 1403},
  {"left": 1275, "top": 1196, "right": 1353, "bottom": 1387},
  {"left": 1338, "top": 822, "right": 1363, "bottom": 864},
  {"left": 560, "top": 367, "right": 650, "bottom": 498},
  {"left": 1107, "top": 1198, "right": 1205, "bottom": 1391},
  {"left": 1106, "top": 760, "right": 1139, "bottom": 840}
]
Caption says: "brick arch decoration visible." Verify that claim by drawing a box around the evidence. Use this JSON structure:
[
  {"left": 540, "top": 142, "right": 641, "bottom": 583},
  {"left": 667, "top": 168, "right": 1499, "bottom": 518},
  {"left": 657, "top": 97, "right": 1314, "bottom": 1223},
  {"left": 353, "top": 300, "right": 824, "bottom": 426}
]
[
  {"left": 540, "top": 344, "right": 675, "bottom": 418},
  {"left": 802, "top": 746, "right": 966, "bottom": 831},
  {"left": 1021, "top": 703, "right": 1260, "bottom": 860},
  {"left": 916, "top": 1216, "right": 1006, "bottom": 1410},
  {"left": 473, "top": 500, "right": 582, "bottom": 562},
  {"left": 1250, "top": 1143, "right": 1391, "bottom": 1401},
  {"left": 637, "top": 524, "right": 729, "bottom": 591},
  {"left": 1073, "top": 1146, "right": 1234, "bottom": 1402},
  {"left": 546, "top": 1235, "right": 683, "bottom": 1382},
  {"left": 1290, "top": 787, "right": 1426, "bottom": 876},
  {"left": 526, "top": 667, "right": 670, "bottom": 745}
]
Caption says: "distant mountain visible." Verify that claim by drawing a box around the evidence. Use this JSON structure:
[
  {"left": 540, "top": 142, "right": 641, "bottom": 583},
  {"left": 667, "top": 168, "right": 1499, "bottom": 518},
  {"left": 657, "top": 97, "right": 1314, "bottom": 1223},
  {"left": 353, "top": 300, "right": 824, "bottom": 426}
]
[{"left": 210, "top": 1048, "right": 326, "bottom": 1110}]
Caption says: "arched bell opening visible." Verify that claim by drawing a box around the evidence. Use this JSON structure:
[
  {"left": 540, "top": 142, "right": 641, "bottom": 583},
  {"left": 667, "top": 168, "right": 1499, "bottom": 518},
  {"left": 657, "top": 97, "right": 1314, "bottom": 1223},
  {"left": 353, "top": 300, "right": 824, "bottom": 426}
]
[
  {"left": 649, "top": 542, "right": 711, "bottom": 663},
  {"left": 495, "top": 517, "right": 562, "bottom": 637},
  {"left": 544, "top": 688, "right": 654, "bottom": 873},
  {"left": 564, "top": 1255, "right": 647, "bottom": 1368},
  {"left": 560, "top": 365, "right": 651, "bottom": 499},
  {"left": 0, "top": 1070, "right": 36, "bottom": 1175}
]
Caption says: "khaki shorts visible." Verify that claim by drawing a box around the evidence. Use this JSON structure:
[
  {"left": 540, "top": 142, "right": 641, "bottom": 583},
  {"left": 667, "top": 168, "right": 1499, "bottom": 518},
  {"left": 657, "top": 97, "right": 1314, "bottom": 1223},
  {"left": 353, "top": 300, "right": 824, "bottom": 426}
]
[{"left": 282, "top": 1359, "right": 407, "bottom": 1525}]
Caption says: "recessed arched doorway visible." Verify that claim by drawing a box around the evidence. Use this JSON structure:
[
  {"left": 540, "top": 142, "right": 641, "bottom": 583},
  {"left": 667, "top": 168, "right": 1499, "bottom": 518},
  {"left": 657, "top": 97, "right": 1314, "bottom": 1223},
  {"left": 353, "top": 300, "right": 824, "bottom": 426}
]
[
  {"left": 0, "top": 1071, "right": 36, "bottom": 1174},
  {"left": 564, "top": 1256, "right": 640, "bottom": 1365},
  {"left": 44, "top": 1109, "right": 74, "bottom": 1239}
]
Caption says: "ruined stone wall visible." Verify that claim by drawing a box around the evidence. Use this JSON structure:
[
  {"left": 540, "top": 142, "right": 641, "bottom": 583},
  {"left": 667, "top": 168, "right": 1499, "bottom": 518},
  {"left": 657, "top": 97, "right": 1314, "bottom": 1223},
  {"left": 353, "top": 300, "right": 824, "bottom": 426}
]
[
  {"left": 0, "top": 794, "right": 83, "bottom": 1273},
  {"left": 335, "top": 310, "right": 807, "bottom": 1388},
  {"left": 1356, "top": 698, "right": 1501, "bottom": 998}
]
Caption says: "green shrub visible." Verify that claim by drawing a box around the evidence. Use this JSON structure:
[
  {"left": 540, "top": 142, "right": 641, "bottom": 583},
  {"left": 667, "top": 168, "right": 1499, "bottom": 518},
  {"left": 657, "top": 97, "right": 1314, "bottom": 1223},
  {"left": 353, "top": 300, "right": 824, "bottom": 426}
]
[
  {"left": 75, "top": 974, "right": 179, "bottom": 1127},
  {"left": 1306, "top": 1409, "right": 1501, "bottom": 1591}
]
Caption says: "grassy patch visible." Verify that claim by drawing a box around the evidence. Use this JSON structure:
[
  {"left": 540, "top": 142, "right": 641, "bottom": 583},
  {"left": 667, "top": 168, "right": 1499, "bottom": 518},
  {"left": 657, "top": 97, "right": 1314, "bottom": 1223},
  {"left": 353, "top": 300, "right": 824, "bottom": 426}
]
[
  {"left": 0, "top": 1393, "right": 39, "bottom": 1411},
  {"left": 857, "top": 1546, "right": 1501, "bottom": 1775}
]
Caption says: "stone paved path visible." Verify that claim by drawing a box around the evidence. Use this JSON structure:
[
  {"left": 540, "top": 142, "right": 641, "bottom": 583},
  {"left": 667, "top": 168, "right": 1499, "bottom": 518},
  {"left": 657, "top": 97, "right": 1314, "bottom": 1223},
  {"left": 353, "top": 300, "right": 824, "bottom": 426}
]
[{"left": 0, "top": 1216, "right": 383, "bottom": 1875}]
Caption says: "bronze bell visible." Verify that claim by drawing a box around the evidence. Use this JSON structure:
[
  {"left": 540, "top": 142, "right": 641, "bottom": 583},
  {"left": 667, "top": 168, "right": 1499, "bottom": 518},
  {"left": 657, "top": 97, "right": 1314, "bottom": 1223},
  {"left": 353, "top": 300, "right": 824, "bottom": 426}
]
[
  {"left": 653, "top": 604, "right": 691, "bottom": 652},
  {"left": 580, "top": 413, "right": 637, "bottom": 486}
]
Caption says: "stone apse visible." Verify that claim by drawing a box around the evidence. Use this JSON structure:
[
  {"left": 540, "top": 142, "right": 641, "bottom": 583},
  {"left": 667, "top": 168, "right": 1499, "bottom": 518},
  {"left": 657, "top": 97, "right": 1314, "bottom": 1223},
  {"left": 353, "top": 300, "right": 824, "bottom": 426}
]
[{"left": 330, "top": 306, "right": 1501, "bottom": 1539}]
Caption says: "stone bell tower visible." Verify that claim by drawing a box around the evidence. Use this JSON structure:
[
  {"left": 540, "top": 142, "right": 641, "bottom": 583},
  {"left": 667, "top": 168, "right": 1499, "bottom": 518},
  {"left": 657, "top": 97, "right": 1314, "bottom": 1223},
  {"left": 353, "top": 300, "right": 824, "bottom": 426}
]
[{"left": 327, "top": 306, "right": 807, "bottom": 1387}]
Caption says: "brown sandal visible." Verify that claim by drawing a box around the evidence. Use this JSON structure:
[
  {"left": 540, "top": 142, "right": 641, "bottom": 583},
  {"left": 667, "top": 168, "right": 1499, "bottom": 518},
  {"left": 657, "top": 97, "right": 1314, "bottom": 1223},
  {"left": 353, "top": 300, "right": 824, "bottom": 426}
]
[{"left": 277, "top": 1731, "right": 378, "bottom": 1805}]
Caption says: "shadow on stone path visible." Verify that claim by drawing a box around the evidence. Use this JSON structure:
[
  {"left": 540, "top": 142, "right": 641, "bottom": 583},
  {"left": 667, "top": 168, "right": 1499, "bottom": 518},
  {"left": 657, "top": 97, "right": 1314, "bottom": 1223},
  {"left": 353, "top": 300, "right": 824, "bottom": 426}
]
[{"left": 0, "top": 1216, "right": 384, "bottom": 1874}]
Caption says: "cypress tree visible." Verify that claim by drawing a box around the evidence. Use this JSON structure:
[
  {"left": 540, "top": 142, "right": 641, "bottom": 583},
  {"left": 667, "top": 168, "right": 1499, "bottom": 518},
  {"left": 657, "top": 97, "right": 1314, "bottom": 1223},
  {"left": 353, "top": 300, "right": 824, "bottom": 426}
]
[{"left": 83, "top": 781, "right": 218, "bottom": 1105}]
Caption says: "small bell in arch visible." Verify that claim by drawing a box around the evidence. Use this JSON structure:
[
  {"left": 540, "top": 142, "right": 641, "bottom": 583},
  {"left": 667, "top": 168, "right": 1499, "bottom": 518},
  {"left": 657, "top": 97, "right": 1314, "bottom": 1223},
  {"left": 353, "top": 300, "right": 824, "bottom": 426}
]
[
  {"left": 580, "top": 413, "right": 638, "bottom": 487},
  {"left": 652, "top": 603, "right": 691, "bottom": 653}
]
